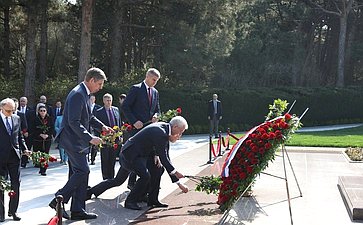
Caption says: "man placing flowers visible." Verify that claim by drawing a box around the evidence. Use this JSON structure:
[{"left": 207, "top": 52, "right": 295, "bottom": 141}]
[
  {"left": 0, "top": 98, "right": 31, "bottom": 222},
  {"left": 87, "top": 116, "right": 189, "bottom": 210}
]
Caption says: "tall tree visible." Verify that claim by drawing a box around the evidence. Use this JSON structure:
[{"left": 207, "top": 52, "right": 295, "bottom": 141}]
[
  {"left": 303, "top": 0, "right": 363, "bottom": 87},
  {"left": 22, "top": 1, "right": 39, "bottom": 104},
  {"left": 39, "top": 0, "right": 49, "bottom": 83},
  {"left": 78, "top": 0, "right": 94, "bottom": 82},
  {"left": 1, "top": 1, "right": 11, "bottom": 78}
]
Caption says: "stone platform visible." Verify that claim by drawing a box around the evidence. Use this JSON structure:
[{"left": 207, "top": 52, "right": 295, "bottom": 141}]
[{"left": 338, "top": 176, "right": 363, "bottom": 221}]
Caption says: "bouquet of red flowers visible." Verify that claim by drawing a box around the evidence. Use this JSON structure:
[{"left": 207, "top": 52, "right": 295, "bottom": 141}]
[
  {"left": 99, "top": 124, "right": 132, "bottom": 149},
  {"left": 31, "top": 152, "right": 57, "bottom": 169}
]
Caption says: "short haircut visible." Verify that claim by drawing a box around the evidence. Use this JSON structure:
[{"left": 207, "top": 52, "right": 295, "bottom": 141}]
[
  {"left": 170, "top": 116, "right": 188, "bottom": 130},
  {"left": 103, "top": 93, "right": 113, "bottom": 99},
  {"left": 85, "top": 67, "right": 107, "bottom": 82},
  {"left": 0, "top": 98, "right": 15, "bottom": 108},
  {"left": 119, "top": 94, "right": 126, "bottom": 99},
  {"left": 146, "top": 68, "right": 161, "bottom": 78}
]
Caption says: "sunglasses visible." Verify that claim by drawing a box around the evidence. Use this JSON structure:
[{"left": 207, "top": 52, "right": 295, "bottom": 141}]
[{"left": 39, "top": 110, "right": 47, "bottom": 112}]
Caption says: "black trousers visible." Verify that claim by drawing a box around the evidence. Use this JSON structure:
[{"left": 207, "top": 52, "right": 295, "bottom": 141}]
[
  {"left": 100, "top": 146, "right": 116, "bottom": 180},
  {"left": 0, "top": 151, "right": 21, "bottom": 217}
]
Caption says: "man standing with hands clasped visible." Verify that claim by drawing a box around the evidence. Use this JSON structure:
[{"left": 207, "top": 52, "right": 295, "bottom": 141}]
[
  {"left": 122, "top": 68, "right": 161, "bottom": 190},
  {"left": 49, "top": 67, "right": 113, "bottom": 220},
  {"left": 208, "top": 93, "right": 222, "bottom": 138}
]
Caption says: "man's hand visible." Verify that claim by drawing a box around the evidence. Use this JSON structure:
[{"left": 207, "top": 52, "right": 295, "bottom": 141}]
[
  {"left": 90, "top": 137, "right": 102, "bottom": 146},
  {"left": 102, "top": 125, "right": 114, "bottom": 133},
  {"left": 23, "top": 150, "right": 32, "bottom": 157},
  {"left": 174, "top": 171, "right": 184, "bottom": 179},
  {"left": 154, "top": 156, "right": 162, "bottom": 168},
  {"left": 177, "top": 183, "right": 189, "bottom": 193},
  {"left": 40, "top": 134, "right": 48, "bottom": 139},
  {"left": 151, "top": 116, "right": 158, "bottom": 123},
  {"left": 134, "top": 120, "right": 143, "bottom": 129}
]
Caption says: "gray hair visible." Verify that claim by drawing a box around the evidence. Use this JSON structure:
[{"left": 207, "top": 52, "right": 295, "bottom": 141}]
[
  {"left": 0, "top": 98, "right": 15, "bottom": 108},
  {"left": 170, "top": 116, "right": 188, "bottom": 130},
  {"left": 85, "top": 67, "right": 107, "bottom": 82},
  {"left": 103, "top": 93, "right": 113, "bottom": 100},
  {"left": 146, "top": 68, "right": 161, "bottom": 78}
]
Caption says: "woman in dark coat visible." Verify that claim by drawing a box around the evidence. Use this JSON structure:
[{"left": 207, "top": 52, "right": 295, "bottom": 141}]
[{"left": 32, "top": 104, "right": 54, "bottom": 175}]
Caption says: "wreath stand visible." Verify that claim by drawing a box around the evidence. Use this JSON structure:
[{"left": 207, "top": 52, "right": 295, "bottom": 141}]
[
  {"left": 218, "top": 144, "right": 303, "bottom": 225},
  {"left": 260, "top": 144, "right": 303, "bottom": 225}
]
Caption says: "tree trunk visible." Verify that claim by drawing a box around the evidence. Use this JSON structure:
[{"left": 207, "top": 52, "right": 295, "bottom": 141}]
[
  {"left": 336, "top": 15, "right": 348, "bottom": 87},
  {"left": 3, "top": 4, "right": 11, "bottom": 78},
  {"left": 109, "top": 0, "right": 124, "bottom": 81},
  {"left": 78, "top": 0, "right": 95, "bottom": 82},
  {"left": 24, "top": 5, "right": 38, "bottom": 105},
  {"left": 39, "top": 0, "right": 48, "bottom": 83}
]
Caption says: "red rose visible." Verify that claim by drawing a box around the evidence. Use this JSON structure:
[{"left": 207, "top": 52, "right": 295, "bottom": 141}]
[
  {"left": 239, "top": 172, "right": 246, "bottom": 179},
  {"left": 269, "top": 132, "right": 276, "bottom": 139},
  {"left": 127, "top": 125, "right": 133, "bottom": 131},
  {"left": 113, "top": 144, "right": 118, "bottom": 150},
  {"left": 43, "top": 163, "right": 49, "bottom": 169},
  {"left": 246, "top": 166, "right": 253, "bottom": 174},
  {"left": 40, "top": 157, "right": 46, "bottom": 163},
  {"left": 284, "top": 113, "right": 292, "bottom": 121},
  {"left": 8, "top": 191, "right": 16, "bottom": 198},
  {"left": 176, "top": 107, "right": 182, "bottom": 114},
  {"left": 49, "top": 156, "right": 57, "bottom": 162},
  {"left": 265, "top": 142, "right": 272, "bottom": 149}
]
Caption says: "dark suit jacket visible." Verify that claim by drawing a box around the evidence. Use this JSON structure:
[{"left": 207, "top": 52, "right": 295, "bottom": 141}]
[
  {"left": 0, "top": 114, "right": 26, "bottom": 163},
  {"left": 121, "top": 122, "right": 175, "bottom": 174},
  {"left": 57, "top": 82, "right": 104, "bottom": 153},
  {"left": 208, "top": 100, "right": 222, "bottom": 118},
  {"left": 94, "top": 106, "right": 121, "bottom": 134},
  {"left": 16, "top": 111, "right": 28, "bottom": 151},
  {"left": 122, "top": 82, "right": 160, "bottom": 125},
  {"left": 53, "top": 107, "right": 63, "bottom": 118}
]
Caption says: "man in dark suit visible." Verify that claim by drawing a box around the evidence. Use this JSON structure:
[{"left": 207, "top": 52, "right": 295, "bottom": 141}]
[
  {"left": 94, "top": 93, "right": 121, "bottom": 179},
  {"left": 53, "top": 100, "right": 63, "bottom": 118},
  {"left": 208, "top": 93, "right": 223, "bottom": 138},
  {"left": 18, "top": 96, "right": 33, "bottom": 168},
  {"left": 48, "top": 67, "right": 113, "bottom": 221},
  {"left": 89, "top": 94, "right": 101, "bottom": 165},
  {"left": 121, "top": 68, "right": 161, "bottom": 189},
  {"left": 39, "top": 95, "right": 53, "bottom": 119},
  {"left": 87, "top": 116, "right": 189, "bottom": 210},
  {"left": 0, "top": 98, "right": 31, "bottom": 222}
]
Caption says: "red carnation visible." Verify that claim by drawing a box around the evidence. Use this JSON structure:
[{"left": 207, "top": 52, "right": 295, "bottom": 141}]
[
  {"left": 265, "top": 142, "right": 272, "bottom": 149},
  {"left": 8, "top": 191, "right": 16, "bottom": 198},
  {"left": 176, "top": 107, "right": 182, "bottom": 114},
  {"left": 113, "top": 144, "right": 118, "bottom": 150},
  {"left": 40, "top": 157, "right": 46, "bottom": 163},
  {"left": 43, "top": 163, "right": 49, "bottom": 169},
  {"left": 284, "top": 113, "right": 292, "bottom": 121}
]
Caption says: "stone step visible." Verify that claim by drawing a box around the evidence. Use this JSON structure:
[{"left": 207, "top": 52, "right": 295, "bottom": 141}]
[{"left": 338, "top": 176, "right": 363, "bottom": 221}]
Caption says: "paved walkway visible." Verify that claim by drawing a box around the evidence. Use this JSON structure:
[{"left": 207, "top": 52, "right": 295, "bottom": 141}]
[{"left": 1, "top": 124, "right": 362, "bottom": 224}]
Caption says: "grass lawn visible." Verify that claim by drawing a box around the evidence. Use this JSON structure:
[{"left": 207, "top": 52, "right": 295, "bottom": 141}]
[{"left": 226, "top": 125, "right": 363, "bottom": 148}]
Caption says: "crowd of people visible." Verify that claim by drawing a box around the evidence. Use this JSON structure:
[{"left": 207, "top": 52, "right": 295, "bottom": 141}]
[{"left": 0, "top": 67, "right": 191, "bottom": 222}]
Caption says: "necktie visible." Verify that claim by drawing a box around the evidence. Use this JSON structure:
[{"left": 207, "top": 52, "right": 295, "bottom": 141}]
[
  {"left": 57, "top": 108, "right": 60, "bottom": 116},
  {"left": 148, "top": 88, "right": 152, "bottom": 106},
  {"left": 107, "top": 109, "right": 115, "bottom": 127},
  {"left": 5, "top": 117, "right": 12, "bottom": 135},
  {"left": 21, "top": 107, "right": 25, "bottom": 113}
]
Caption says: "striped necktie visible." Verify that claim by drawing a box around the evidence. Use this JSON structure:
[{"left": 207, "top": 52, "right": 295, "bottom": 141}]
[{"left": 5, "top": 117, "right": 12, "bottom": 135}]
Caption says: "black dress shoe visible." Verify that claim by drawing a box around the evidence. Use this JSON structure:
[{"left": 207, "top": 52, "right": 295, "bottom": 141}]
[
  {"left": 9, "top": 213, "right": 21, "bottom": 221},
  {"left": 147, "top": 201, "right": 168, "bottom": 208},
  {"left": 124, "top": 201, "right": 141, "bottom": 210},
  {"left": 0, "top": 215, "right": 4, "bottom": 222},
  {"left": 71, "top": 211, "right": 97, "bottom": 220},
  {"left": 49, "top": 198, "right": 70, "bottom": 220}
]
